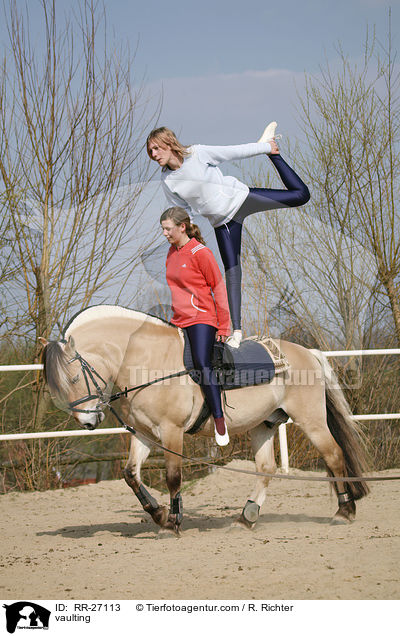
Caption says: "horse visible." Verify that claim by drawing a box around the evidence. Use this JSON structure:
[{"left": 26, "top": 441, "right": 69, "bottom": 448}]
[{"left": 39, "top": 304, "right": 370, "bottom": 534}]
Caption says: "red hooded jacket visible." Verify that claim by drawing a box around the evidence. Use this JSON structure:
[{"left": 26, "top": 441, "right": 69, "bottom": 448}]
[{"left": 166, "top": 238, "right": 230, "bottom": 336}]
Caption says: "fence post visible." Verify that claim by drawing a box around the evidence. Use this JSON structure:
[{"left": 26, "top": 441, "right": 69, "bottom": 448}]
[{"left": 278, "top": 423, "right": 289, "bottom": 473}]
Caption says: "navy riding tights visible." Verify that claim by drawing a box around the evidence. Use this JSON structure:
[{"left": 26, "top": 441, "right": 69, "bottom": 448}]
[
  {"left": 184, "top": 324, "right": 223, "bottom": 419},
  {"left": 215, "top": 154, "right": 310, "bottom": 330}
]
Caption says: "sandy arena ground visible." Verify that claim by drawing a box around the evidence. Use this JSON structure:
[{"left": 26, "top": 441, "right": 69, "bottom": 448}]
[{"left": 0, "top": 460, "right": 399, "bottom": 600}]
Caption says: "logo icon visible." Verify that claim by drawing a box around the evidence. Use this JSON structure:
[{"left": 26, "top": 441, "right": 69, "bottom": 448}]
[{"left": 3, "top": 602, "right": 51, "bottom": 633}]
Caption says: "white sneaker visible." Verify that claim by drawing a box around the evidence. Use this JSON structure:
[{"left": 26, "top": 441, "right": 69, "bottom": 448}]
[
  {"left": 257, "top": 121, "right": 277, "bottom": 143},
  {"left": 226, "top": 330, "right": 242, "bottom": 349},
  {"left": 215, "top": 428, "right": 230, "bottom": 446}
]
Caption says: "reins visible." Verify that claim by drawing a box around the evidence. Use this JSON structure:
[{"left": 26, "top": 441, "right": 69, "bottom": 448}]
[
  {"left": 108, "top": 370, "right": 190, "bottom": 403},
  {"left": 67, "top": 349, "right": 400, "bottom": 484}
]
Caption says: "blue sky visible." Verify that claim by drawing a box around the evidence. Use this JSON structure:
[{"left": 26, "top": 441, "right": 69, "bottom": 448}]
[
  {"left": 116, "top": 0, "right": 400, "bottom": 143},
  {"left": 2, "top": 0, "right": 399, "bottom": 145},
  {"left": 117, "top": 0, "right": 397, "bottom": 80}
]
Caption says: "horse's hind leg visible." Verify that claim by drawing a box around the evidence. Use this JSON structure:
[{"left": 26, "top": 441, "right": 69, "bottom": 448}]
[
  {"left": 160, "top": 424, "right": 184, "bottom": 535},
  {"left": 297, "top": 412, "right": 356, "bottom": 524},
  {"left": 236, "top": 423, "right": 277, "bottom": 529},
  {"left": 123, "top": 433, "right": 169, "bottom": 529}
]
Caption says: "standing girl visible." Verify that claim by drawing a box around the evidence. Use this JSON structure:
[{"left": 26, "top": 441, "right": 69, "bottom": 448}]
[
  {"left": 161, "top": 206, "right": 230, "bottom": 446},
  {"left": 148, "top": 123, "right": 310, "bottom": 347}
]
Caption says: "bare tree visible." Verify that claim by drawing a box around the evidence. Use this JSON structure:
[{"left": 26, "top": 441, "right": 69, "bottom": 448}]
[
  {"left": 294, "top": 21, "right": 400, "bottom": 344},
  {"left": 0, "top": 193, "right": 15, "bottom": 334}
]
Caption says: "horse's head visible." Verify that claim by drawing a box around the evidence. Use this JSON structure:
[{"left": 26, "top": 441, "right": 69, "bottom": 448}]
[{"left": 39, "top": 336, "right": 110, "bottom": 429}]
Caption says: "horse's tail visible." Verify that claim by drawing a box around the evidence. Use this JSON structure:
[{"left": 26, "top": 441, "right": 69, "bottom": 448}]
[{"left": 312, "top": 350, "right": 371, "bottom": 501}]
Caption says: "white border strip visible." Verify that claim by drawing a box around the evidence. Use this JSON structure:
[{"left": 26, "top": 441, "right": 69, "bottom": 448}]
[
  {"left": 0, "top": 364, "right": 43, "bottom": 371},
  {"left": 0, "top": 427, "right": 128, "bottom": 441},
  {"left": 321, "top": 349, "right": 400, "bottom": 357}
]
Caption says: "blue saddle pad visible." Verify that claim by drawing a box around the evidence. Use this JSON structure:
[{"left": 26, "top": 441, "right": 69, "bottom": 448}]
[{"left": 183, "top": 333, "right": 276, "bottom": 390}]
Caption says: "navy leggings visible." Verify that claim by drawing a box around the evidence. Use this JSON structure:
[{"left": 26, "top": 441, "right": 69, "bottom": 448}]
[
  {"left": 215, "top": 154, "right": 310, "bottom": 330},
  {"left": 184, "top": 324, "right": 223, "bottom": 419}
]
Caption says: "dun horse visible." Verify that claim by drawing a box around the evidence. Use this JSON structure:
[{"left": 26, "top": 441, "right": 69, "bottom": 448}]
[{"left": 40, "top": 305, "right": 370, "bottom": 534}]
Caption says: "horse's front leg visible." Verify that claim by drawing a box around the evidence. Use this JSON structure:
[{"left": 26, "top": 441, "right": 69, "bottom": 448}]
[
  {"left": 161, "top": 423, "right": 184, "bottom": 536},
  {"left": 123, "top": 433, "right": 169, "bottom": 529},
  {"left": 237, "top": 422, "right": 277, "bottom": 529}
]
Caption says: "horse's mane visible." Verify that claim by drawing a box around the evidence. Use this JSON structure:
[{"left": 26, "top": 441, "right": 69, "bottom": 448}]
[
  {"left": 63, "top": 304, "right": 172, "bottom": 338},
  {"left": 41, "top": 341, "right": 71, "bottom": 400}
]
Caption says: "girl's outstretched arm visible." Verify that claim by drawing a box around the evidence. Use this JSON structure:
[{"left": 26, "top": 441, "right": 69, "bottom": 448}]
[{"left": 198, "top": 142, "right": 272, "bottom": 165}]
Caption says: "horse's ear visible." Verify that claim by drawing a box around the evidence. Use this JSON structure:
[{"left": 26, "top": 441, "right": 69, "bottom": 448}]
[
  {"left": 38, "top": 337, "right": 48, "bottom": 348},
  {"left": 65, "top": 335, "right": 76, "bottom": 355}
]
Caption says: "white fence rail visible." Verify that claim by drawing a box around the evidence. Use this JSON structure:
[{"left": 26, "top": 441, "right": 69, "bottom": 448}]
[{"left": 1, "top": 349, "right": 400, "bottom": 473}]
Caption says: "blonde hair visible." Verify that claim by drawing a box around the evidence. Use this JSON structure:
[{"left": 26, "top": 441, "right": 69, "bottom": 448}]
[
  {"left": 160, "top": 207, "right": 205, "bottom": 245},
  {"left": 147, "top": 127, "right": 190, "bottom": 165}
]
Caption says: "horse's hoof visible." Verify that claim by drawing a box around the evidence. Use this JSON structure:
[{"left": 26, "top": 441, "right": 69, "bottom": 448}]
[
  {"left": 161, "top": 522, "right": 182, "bottom": 537},
  {"left": 331, "top": 500, "right": 356, "bottom": 525},
  {"left": 236, "top": 500, "right": 260, "bottom": 529},
  {"left": 162, "top": 514, "right": 183, "bottom": 536},
  {"left": 331, "top": 508, "right": 355, "bottom": 525},
  {"left": 330, "top": 515, "right": 352, "bottom": 526},
  {"left": 151, "top": 505, "right": 169, "bottom": 528},
  {"left": 232, "top": 514, "right": 256, "bottom": 530}
]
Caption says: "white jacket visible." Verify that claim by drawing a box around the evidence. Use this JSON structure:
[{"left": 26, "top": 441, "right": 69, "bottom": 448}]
[{"left": 161, "top": 142, "right": 271, "bottom": 227}]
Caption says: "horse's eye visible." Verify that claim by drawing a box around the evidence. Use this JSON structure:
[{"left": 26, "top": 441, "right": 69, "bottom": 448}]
[{"left": 71, "top": 374, "right": 80, "bottom": 385}]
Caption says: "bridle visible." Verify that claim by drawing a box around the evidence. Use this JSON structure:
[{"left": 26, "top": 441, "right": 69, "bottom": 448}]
[{"left": 67, "top": 351, "right": 110, "bottom": 429}]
